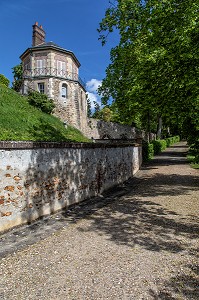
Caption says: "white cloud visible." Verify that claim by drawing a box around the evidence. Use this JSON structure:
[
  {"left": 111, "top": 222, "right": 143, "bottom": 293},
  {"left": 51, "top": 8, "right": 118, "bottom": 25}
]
[
  {"left": 86, "top": 79, "right": 102, "bottom": 93},
  {"left": 86, "top": 92, "right": 101, "bottom": 110},
  {"left": 86, "top": 79, "right": 102, "bottom": 111}
]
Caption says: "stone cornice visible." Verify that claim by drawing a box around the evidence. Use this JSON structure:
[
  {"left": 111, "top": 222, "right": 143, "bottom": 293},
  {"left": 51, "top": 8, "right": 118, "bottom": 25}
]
[{"left": 0, "top": 141, "right": 140, "bottom": 150}]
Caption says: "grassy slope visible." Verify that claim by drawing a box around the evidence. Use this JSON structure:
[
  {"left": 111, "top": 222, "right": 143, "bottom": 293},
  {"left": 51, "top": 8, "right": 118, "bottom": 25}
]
[{"left": 0, "top": 84, "right": 90, "bottom": 142}]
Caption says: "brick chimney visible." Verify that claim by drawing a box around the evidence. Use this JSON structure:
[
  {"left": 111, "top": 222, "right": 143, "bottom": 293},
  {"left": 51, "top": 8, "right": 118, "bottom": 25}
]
[{"left": 32, "top": 22, "right": 46, "bottom": 46}]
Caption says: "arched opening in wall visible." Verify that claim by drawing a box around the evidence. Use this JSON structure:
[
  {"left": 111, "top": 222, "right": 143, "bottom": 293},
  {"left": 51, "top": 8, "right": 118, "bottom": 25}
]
[
  {"left": 102, "top": 134, "right": 112, "bottom": 140},
  {"left": 120, "top": 134, "right": 128, "bottom": 140},
  {"left": 61, "top": 83, "right": 68, "bottom": 99}
]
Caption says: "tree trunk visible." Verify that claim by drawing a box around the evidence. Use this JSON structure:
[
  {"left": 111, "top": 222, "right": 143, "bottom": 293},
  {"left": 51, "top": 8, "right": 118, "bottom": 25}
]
[
  {"left": 147, "top": 110, "right": 151, "bottom": 142},
  {"left": 157, "top": 116, "right": 162, "bottom": 139}
]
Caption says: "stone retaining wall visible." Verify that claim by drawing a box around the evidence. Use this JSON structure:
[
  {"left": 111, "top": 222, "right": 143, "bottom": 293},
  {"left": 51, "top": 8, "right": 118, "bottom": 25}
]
[
  {"left": 0, "top": 141, "right": 142, "bottom": 233},
  {"left": 84, "top": 118, "right": 156, "bottom": 141}
]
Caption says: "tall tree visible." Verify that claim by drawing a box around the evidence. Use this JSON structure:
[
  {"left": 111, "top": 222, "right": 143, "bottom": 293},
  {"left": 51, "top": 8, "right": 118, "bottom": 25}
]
[
  {"left": 86, "top": 94, "right": 92, "bottom": 117},
  {"left": 98, "top": 0, "right": 199, "bottom": 138},
  {"left": 12, "top": 63, "right": 23, "bottom": 92}
]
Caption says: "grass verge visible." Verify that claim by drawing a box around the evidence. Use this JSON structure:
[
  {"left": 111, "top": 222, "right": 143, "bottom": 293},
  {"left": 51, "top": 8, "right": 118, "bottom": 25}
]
[{"left": 0, "top": 84, "right": 90, "bottom": 143}]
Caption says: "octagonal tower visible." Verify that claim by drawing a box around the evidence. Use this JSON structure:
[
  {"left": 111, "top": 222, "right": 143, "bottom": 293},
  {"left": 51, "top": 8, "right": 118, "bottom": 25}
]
[{"left": 20, "top": 22, "right": 88, "bottom": 132}]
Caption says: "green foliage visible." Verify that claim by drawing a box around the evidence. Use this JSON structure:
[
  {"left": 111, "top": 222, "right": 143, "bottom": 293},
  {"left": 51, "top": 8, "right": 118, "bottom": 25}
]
[
  {"left": 98, "top": 0, "right": 199, "bottom": 142},
  {"left": 142, "top": 141, "right": 154, "bottom": 162},
  {"left": 182, "top": 108, "right": 199, "bottom": 161},
  {"left": 166, "top": 136, "right": 180, "bottom": 147},
  {"left": 187, "top": 154, "right": 199, "bottom": 169},
  {"left": 152, "top": 139, "right": 167, "bottom": 155},
  {"left": 0, "top": 84, "right": 90, "bottom": 142},
  {"left": 142, "top": 135, "right": 181, "bottom": 162},
  {"left": 101, "top": 107, "right": 113, "bottom": 122},
  {"left": 92, "top": 101, "right": 101, "bottom": 119},
  {"left": 12, "top": 63, "right": 23, "bottom": 92},
  {"left": 0, "top": 74, "right": 9, "bottom": 87},
  {"left": 86, "top": 94, "right": 92, "bottom": 117},
  {"left": 189, "top": 140, "right": 199, "bottom": 164},
  {"left": 28, "top": 91, "right": 55, "bottom": 114}
]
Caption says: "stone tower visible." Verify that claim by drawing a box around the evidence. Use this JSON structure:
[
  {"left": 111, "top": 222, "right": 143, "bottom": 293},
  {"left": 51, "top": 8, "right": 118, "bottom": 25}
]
[{"left": 20, "top": 22, "right": 88, "bottom": 132}]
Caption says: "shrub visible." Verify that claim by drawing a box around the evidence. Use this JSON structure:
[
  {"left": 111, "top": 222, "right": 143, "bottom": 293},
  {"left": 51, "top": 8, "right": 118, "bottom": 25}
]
[
  {"left": 142, "top": 135, "right": 181, "bottom": 163},
  {"left": 0, "top": 74, "right": 10, "bottom": 87},
  {"left": 142, "top": 141, "right": 154, "bottom": 162},
  {"left": 166, "top": 135, "right": 180, "bottom": 146},
  {"left": 28, "top": 91, "right": 55, "bottom": 114},
  {"left": 189, "top": 140, "right": 199, "bottom": 163},
  {"left": 152, "top": 139, "right": 167, "bottom": 154}
]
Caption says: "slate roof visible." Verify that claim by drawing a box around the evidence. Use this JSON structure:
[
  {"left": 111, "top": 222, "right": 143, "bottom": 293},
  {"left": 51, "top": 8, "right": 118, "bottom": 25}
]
[
  {"left": 33, "top": 41, "right": 63, "bottom": 49},
  {"left": 20, "top": 42, "right": 81, "bottom": 67}
]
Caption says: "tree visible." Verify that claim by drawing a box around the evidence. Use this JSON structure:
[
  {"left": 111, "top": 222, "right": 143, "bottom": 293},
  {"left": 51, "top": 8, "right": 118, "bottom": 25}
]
[
  {"left": 28, "top": 91, "right": 55, "bottom": 114},
  {"left": 12, "top": 63, "right": 23, "bottom": 92},
  {"left": 0, "top": 74, "right": 10, "bottom": 87},
  {"left": 92, "top": 101, "right": 101, "bottom": 119},
  {"left": 98, "top": 0, "right": 199, "bottom": 140},
  {"left": 86, "top": 94, "right": 92, "bottom": 117}
]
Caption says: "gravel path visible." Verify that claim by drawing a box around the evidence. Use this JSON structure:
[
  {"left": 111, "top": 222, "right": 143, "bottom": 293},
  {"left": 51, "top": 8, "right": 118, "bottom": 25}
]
[{"left": 0, "top": 141, "right": 198, "bottom": 300}]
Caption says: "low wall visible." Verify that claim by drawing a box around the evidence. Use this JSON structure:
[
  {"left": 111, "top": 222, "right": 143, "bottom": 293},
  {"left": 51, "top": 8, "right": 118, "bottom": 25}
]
[{"left": 0, "top": 141, "right": 142, "bottom": 233}]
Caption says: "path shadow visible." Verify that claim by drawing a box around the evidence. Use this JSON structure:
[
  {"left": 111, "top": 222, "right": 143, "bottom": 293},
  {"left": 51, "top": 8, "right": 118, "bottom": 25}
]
[
  {"left": 72, "top": 194, "right": 199, "bottom": 253},
  {"left": 59, "top": 168, "right": 199, "bottom": 254},
  {"left": 1, "top": 142, "right": 198, "bottom": 262},
  {"left": 149, "top": 263, "right": 199, "bottom": 299}
]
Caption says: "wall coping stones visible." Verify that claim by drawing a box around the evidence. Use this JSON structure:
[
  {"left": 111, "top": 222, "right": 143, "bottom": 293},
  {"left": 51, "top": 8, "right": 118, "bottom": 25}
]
[{"left": 0, "top": 141, "right": 141, "bottom": 150}]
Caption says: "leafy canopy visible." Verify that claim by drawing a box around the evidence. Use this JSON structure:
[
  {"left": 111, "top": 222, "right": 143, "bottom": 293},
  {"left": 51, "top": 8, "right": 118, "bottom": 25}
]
[{"left": 98, "top": 0, "right": 199, "bottom": 136}]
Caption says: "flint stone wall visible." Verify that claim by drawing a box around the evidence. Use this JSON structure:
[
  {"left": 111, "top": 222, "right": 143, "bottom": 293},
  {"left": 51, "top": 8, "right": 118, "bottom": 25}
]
[{"left": 0, "top": 141, "right": 142, "bottom": 233}]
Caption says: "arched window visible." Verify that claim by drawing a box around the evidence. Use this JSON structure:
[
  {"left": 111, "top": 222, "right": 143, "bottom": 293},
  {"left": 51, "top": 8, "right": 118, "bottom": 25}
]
[{"left": 61, "top": 83, "right": 68, "bottom": 98}]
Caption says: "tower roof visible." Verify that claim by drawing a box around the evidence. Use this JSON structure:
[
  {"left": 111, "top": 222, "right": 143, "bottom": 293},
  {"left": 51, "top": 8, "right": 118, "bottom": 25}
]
[
  {"left": 20, "top": 42, "right": 81, "bottom": 68},
  {"left": 20, "top": 23, "right": 81, "bottom": 67}
]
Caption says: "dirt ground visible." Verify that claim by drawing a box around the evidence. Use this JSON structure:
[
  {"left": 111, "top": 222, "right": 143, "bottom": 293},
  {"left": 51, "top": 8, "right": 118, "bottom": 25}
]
[{"left": 0, "top": 141, "right": 198, "bottom": 299}]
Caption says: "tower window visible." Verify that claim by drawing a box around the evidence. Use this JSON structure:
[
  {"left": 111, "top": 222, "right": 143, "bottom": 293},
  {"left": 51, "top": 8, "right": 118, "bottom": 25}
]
[
  {"left": 61, "top": 83, "right": 68, "bottom": 98},
  {"left": 57, "top": 61, "right": 66, "bottom": 77},
  {"left": 38, "top": 82, "right": 45, "bottom": 94},
  {"left": 36, "top": 59, "right": 45, "bottom": 75}
]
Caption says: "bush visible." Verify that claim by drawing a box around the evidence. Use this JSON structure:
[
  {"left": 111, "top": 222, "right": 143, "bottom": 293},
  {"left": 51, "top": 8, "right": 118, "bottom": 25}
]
[
  {"left": 142, "top": 135, "right": 181, "bottom": 163},
  {"left": 0, "top": 74, "right": 10, "bottom": 87},
  {"left": 28, "top": 91, "right": 55, "bottom": 114},
  {"left": 166, "top": 135, "right": 180, "bottom": 147},
  {"left": 142, "top": 141, "right": 154, "bottom": 162},
  {"left": 189, "top": 140, "right": 199, "bottom": 163},
  {"left": 152, "top": 139, "right": 167, "bottom": 154}
]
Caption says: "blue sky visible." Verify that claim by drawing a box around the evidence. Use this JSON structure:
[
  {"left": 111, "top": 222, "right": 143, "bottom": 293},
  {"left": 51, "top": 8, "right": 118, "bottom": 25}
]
[{"left": 0, "top": 0, "right": 119, "bottom": 107}]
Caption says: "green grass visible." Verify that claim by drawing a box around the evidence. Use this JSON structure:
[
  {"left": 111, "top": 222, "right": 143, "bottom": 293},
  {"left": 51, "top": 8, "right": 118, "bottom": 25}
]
[{"left": 0, "top": 84, "right": 90, "bottom": 142}]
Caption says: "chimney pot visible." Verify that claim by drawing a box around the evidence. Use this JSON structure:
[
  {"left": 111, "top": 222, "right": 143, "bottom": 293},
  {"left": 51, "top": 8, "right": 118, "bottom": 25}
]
[{"left": 32, "top": 22, "right": 46, "bottom": 46}]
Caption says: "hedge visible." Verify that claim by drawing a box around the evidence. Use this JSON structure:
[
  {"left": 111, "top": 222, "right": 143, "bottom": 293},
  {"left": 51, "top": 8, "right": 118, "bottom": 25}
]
[
  {"left": 166, "top": 136, "right": 180, "bottom": 147},
  {"left": 142, "top": 135, "right": 180, "bottom": 162},
  {"left": 152, "top": 139, "right": 167, "bottom": 155},
  {"left": 142, "top": 141, "right": 154, "bottom": 162}
]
